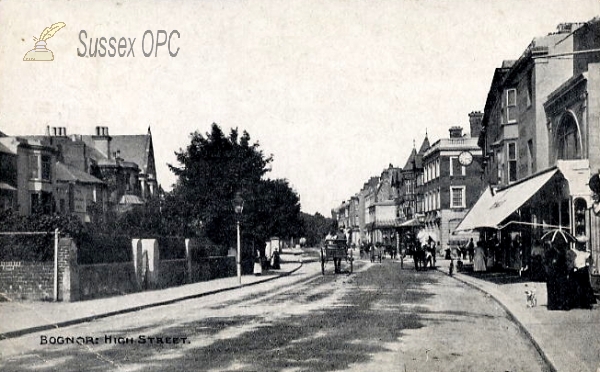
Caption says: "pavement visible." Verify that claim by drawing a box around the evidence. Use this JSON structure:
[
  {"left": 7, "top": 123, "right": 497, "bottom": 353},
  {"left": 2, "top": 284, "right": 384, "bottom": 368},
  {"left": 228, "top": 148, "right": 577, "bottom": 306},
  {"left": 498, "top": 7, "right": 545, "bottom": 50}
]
[
  {"left": 435, "top": 257, "right": 600, "bottom": 372},
  {"left": 2, "top": 250, "right": 600, "bottom": 371},
  {"left": 0, "top": 251, "right": 304, "bottom": 340}
]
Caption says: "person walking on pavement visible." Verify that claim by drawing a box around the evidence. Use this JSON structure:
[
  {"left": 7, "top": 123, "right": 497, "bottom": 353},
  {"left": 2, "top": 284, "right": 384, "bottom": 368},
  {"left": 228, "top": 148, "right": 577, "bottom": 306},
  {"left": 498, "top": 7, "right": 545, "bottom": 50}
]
[
  {"left": 544, "top": 241, "right": 570, "bottom": 310},
  {"left": 567, "top": 245, "right": 597, "bottom": 309},
  {"left": 473, "top": 241, "right": 486, "bottom": 272},
  {"left": 466, "top": 238, "right": 475, "bottom": 263}
]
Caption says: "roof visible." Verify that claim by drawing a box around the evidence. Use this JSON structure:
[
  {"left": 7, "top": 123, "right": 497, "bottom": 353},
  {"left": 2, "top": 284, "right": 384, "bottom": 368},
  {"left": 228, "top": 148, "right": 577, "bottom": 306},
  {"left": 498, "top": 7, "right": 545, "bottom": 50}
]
[
  {"left": 417, "top": 136, "right": 430, "bottom": 155},
  {"left": 402, "top": 148, "right": 417, "bottom": 171},
  {"left": 55, "top": 162, "right": 105, "bottom": 184},
  {"left": 119, "top": 194, "right": 145, "bottom": 205},
  {"left": 110, "top": 135, "right": 150, "bottom": 173},
  {"left": 0, "top": 137, "right": 19, "bottom": 154},
  {"left": 403, "top": 136, "right": 430, "bottom": 170},
  {"left": 79, "top": 131, "right": 152, "bottom": 174}
]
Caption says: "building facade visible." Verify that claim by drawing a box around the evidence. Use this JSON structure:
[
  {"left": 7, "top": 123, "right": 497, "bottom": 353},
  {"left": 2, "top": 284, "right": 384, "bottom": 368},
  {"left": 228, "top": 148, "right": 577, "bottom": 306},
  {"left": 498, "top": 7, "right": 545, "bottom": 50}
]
[
  {"left": 0, "top": 125, "right": 159, "bottom": 222},
  {"left": 457, "top": 19, "right": 600, "bottom": 275},
  {"left": 422, "top": 118, "right": 484, "bottom": 251}
]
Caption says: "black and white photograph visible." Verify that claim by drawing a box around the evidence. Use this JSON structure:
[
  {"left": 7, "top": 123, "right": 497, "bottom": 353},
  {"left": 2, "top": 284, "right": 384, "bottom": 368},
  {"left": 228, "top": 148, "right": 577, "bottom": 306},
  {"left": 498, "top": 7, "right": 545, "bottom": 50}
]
[{"left": 1, "top": 0, "right": 600, "bottom": 370}]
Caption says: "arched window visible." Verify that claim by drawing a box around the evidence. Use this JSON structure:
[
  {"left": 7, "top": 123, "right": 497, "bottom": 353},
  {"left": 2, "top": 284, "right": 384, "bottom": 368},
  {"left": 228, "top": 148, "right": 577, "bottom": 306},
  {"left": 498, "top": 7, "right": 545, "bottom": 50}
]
[{"left": 555, "top": 113, "right": 581, "bottom": 160}]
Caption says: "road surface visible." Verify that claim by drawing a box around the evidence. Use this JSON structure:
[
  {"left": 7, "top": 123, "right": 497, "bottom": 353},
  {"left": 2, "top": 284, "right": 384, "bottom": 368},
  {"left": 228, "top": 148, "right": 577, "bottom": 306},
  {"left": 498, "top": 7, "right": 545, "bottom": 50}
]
[{"left": 0, "top": 255, "right": 549, "bottom": 371}]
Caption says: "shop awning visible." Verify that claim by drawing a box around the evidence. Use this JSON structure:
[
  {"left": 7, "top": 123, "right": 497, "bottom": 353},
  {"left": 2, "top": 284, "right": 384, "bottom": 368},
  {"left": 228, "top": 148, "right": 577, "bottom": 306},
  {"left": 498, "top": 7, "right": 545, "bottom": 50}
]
[
  {"left": 399, "top": 218, "right": 421, "bottom": 227},
  {"left": 0, "top": 182, "right": 17, "bottom": 191},
  {"left": 454, "top": 168, "right": 559, "bottom": 232}
]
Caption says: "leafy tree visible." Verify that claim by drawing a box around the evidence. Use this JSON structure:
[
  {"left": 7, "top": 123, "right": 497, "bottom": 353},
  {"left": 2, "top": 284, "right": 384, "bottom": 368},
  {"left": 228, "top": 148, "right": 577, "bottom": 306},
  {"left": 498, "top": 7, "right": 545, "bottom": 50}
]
[
  {"left": 167, "top": 123, "right": 302, "bottom": 255},
  {"left": 300, "top": 212, "right": 336, "bottom": 247},
  {"left": 243, "top": 178, "right": 302, "bottom": 254}
]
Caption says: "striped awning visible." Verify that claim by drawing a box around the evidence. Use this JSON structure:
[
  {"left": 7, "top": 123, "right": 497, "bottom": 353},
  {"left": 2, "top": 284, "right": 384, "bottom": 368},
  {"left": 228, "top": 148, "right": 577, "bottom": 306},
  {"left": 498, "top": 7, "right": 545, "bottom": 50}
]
[{"left": 454, "top": 168, "right": 558, "bottom": 232}]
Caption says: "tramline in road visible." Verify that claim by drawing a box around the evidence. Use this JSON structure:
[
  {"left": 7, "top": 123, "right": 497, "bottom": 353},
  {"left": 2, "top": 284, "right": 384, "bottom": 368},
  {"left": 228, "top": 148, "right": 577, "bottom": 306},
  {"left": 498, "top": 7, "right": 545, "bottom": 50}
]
[{"left": 0, "top": 254, "right": 549, "bottom": 371}]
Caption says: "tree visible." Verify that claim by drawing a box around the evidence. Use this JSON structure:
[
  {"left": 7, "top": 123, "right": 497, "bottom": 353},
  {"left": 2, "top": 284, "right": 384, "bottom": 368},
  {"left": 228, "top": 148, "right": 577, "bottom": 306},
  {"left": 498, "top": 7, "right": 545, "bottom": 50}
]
[
  {"left": 167, "top": 123, "right": 302, "bottom": 255},
  {"left": 244, "top": 179, "right": 302, "bottom": 253},
  {"left": 300, "top": 212, "right": 336, "bottom": 247}
]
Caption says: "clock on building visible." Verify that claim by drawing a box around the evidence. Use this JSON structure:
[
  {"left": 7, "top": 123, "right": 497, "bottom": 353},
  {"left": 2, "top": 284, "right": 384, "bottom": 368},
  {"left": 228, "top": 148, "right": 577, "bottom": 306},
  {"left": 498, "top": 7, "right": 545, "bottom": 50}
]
[{"left": 458, "top": 151, "right": 473, "bottom": 166}]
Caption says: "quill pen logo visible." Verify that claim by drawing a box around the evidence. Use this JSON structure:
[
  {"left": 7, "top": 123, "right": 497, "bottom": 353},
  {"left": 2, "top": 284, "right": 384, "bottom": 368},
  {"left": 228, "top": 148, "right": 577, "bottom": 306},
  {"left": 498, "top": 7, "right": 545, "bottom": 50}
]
[{"left": 23, "top": 22, "right": 66, "bottom": 61}]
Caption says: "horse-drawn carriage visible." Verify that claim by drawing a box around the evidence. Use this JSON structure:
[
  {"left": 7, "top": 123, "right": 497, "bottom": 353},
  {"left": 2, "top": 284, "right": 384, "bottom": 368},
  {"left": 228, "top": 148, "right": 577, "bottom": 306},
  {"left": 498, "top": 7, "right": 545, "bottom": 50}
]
[{"left": 321, "top": 237, "right": 353, "bottom": 275}]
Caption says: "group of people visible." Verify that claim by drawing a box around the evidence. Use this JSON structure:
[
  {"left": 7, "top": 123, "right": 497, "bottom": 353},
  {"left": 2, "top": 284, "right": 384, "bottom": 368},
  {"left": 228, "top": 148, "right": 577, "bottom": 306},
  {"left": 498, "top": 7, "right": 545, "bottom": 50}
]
[
  {"left": 544, "top": 241, "right": 596, "bottom": 310},
  {"left": 412, "top": 237, "right": 437, "bottom": 271}
]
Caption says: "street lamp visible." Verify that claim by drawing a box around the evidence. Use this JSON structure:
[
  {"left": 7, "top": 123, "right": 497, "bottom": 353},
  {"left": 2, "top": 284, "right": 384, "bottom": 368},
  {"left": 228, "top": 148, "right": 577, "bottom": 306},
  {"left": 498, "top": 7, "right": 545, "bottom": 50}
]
[{"left": 233, "top": 192, "right": 244, "bottom": 286}]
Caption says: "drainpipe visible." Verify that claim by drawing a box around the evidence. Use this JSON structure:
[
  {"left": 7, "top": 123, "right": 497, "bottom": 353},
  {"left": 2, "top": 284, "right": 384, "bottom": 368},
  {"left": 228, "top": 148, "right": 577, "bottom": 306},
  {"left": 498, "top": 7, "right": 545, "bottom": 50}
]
[{"left": 54, "top": 228, "right": 59, "bottom": 302}]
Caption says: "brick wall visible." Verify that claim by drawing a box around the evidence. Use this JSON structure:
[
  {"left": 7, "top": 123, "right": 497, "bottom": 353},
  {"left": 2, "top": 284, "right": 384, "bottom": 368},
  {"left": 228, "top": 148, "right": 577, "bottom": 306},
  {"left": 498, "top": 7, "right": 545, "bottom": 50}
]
[
  {"left": 0, "top": 261, "right": 54, "bottom": 300},
  {"left": 2, "top": 237, "right": 236, "bottom": 302}
]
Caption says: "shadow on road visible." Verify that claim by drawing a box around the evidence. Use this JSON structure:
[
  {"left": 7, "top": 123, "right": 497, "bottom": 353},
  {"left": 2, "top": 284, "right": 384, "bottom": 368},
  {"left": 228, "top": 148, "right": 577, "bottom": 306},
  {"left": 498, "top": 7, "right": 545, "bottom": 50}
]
[{"left": 1, "top": 263, "right": 445, "bottom": 372}]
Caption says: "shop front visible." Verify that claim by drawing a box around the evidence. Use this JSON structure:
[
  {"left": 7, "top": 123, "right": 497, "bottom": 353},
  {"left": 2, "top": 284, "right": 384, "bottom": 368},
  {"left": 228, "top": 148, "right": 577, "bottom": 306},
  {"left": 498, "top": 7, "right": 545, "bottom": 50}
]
[{"left": 454, "top": 162, "right": 594, "bottom": 276}]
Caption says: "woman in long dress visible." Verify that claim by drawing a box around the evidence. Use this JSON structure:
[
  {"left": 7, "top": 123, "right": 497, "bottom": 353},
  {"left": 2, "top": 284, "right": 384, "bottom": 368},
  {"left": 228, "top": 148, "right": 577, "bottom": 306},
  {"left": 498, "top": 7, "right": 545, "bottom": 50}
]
[
  {"left": 473, "top": 242, "right": 487, "bottom": 272},
  {"left": 568, "top": 246, "right": 597, "bottom": 309}
]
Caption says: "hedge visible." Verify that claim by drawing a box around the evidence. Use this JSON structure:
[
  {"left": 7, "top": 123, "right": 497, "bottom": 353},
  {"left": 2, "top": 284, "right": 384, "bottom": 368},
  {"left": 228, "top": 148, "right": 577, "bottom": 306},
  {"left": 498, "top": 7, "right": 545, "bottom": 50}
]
[
  {"left": 77, "top": 233, "right": 133, "bottom": 264},
  {"left": 0, "top": 234, "right": 55, "bottom": 262},
  {"left": 157, "top": 237, "right": 186, "bottom": 260}
]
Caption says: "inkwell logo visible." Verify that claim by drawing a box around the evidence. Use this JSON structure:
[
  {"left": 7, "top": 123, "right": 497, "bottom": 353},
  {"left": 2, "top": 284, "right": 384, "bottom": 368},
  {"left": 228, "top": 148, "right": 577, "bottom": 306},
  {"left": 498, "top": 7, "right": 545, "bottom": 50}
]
[{"left": 23, "top": 22, "right": 66, "bottom": 61}]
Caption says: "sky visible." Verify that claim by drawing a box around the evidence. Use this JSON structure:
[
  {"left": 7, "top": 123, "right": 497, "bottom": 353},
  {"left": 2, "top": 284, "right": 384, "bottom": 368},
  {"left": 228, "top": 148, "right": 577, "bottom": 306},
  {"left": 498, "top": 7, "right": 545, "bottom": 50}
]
[{"left": 1, "top": 0, "right": 599, "bottom": 216}]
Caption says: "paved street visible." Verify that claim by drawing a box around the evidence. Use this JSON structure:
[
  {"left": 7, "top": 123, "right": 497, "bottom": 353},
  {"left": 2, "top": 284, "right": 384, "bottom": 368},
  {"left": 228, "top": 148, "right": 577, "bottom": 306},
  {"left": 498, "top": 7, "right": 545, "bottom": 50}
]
[{"left": 0, "top": 255, "right": 549, "bottom": 372}]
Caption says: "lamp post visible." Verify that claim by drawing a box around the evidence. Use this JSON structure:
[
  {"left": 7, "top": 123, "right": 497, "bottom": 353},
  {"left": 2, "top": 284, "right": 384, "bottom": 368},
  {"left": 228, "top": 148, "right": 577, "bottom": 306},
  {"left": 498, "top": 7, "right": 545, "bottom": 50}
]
[{"left": 233, "top": 192, "right": 244, "bottom": 286}]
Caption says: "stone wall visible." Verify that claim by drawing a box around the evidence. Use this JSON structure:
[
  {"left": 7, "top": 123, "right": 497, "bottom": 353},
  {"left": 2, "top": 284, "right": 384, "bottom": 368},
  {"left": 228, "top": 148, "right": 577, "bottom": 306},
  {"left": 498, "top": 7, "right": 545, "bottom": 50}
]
[
  {"left": 189, "top": 256, "right": 235, "bottom": 282},
  {"left": 158, "top": 259, "right": 187, "bottom": 288},
  {"left": 77, "top": 262, "right": 138, "bottom": 300}
]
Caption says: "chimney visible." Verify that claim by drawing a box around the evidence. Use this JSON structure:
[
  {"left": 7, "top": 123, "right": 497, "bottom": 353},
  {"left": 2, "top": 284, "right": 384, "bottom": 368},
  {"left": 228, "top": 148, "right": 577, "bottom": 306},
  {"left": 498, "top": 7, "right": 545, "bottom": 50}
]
[
  {"left": 449, "top": 126, "right": 463, "bottom": 138},
  {"left": 93, "top": 126, "right": 111, "bottom": 158},
  {"left": 469, "top": 111, "right": 483, "bottom": 138}
]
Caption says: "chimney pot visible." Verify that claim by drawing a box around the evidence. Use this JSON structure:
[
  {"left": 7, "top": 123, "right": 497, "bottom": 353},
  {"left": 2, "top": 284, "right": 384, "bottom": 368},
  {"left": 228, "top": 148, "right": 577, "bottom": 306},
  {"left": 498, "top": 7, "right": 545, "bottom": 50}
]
[{"left": 449, "top": 126, "right": 463, "bottom": 138}]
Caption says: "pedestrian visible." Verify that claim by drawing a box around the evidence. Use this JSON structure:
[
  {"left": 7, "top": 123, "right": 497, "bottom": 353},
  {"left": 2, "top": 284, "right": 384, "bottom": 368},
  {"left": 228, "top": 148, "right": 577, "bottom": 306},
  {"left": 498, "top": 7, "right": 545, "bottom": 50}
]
[
  {"left": 254, "top": 250, "right": 262, "bottom": 275},
  {"left": 567, "top": 245, "right": 597, "bottom": 309},
  {"left": 473, "top": 241, "right": 486, "bottom": 272},
  {"left": 544, "top": 241, "right": 570, "bottom": 310},
  {"left": 486, "top": 239, "right": 495, "bottom": 270},
  {"left": 449, "top": 257, "right": 454, "bottom": 276},
  {"left": 466, "top": 238, "right": 475, "bottom": 263}
]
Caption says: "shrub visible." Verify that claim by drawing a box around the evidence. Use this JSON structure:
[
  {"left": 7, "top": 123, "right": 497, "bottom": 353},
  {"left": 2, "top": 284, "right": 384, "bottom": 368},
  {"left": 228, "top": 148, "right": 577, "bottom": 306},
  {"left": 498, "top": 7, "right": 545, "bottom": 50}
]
[
  {"left": 0, "top": 210, "right": 84, "bottom": 262},
  {"left": 0, "top": 233, "right": 54, "bottom": 261},
  {"left": 157, "top": 237, "right": 186, "bottom": 260},
  {"left": 77, "top": 233, "right": 133, "bottom": 264}
]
